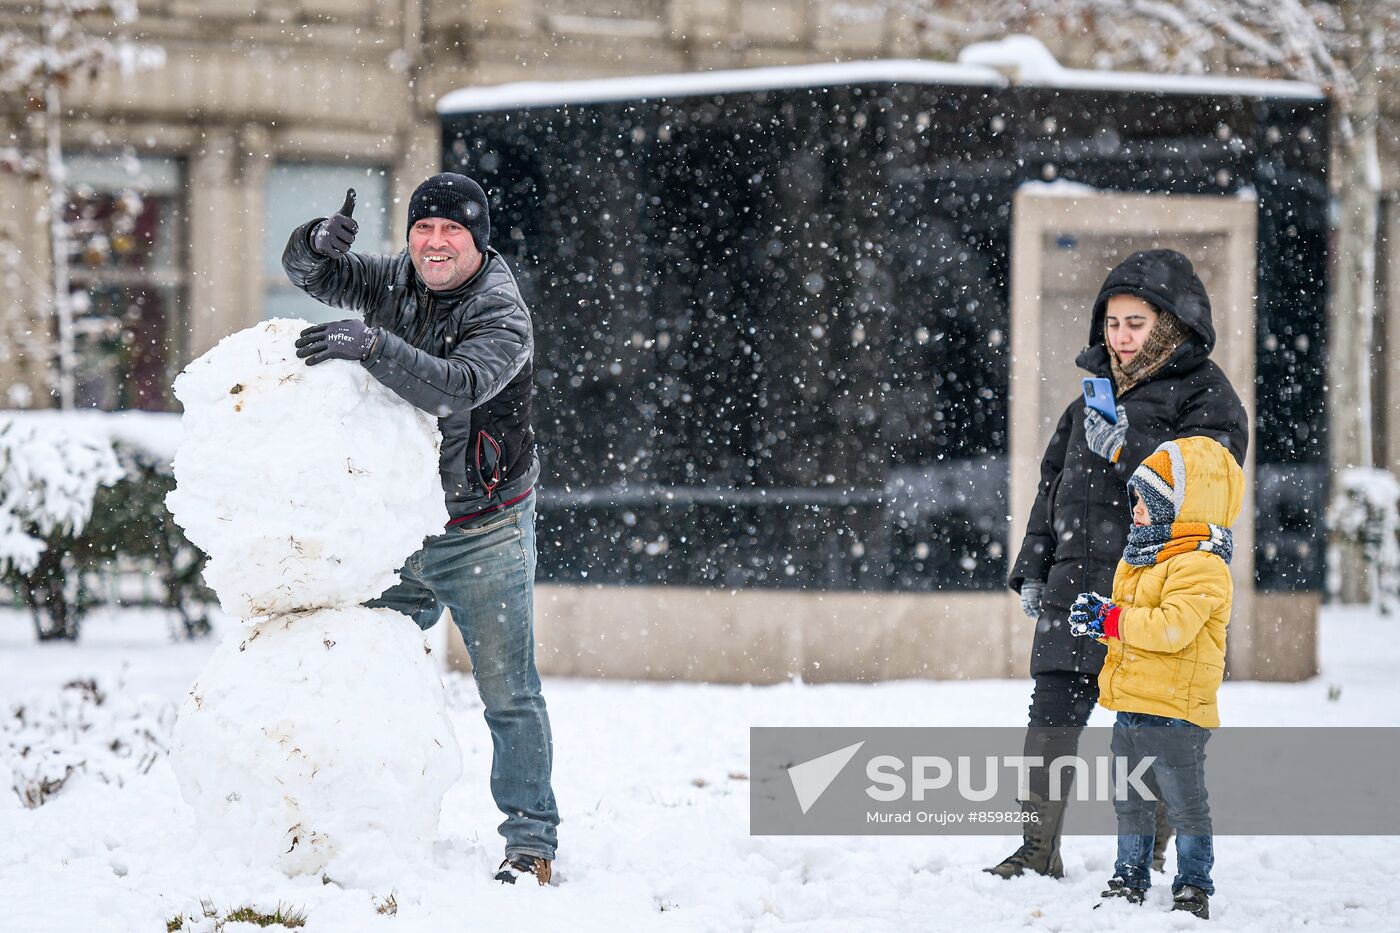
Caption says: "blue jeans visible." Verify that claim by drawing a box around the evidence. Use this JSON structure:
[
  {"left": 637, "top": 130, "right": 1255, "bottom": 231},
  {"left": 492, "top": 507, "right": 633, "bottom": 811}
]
[
  {"left": 1111, "top": 711, "right": 1213, "bottom": 894},
  {"left": 367, "top": 492, "right": 558, "bottom": 860}
]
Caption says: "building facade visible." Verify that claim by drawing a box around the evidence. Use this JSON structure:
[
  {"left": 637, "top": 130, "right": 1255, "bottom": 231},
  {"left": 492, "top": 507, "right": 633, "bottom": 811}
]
[
  {"left": 0, "top": 0, "right": 935, "bottom": 411},
  {"left": 0, "top": 1, "right": 1393, "bottom": 680}
]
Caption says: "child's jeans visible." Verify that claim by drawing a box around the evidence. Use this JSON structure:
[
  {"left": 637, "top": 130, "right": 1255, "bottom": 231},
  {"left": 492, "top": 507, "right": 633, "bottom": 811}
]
[{"left": 1111, "top": 711, "right": 1214, "bottom": 895}]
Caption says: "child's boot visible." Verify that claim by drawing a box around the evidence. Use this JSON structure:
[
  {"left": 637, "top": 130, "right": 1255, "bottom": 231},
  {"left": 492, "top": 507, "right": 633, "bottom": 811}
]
[
  {"left": 1099, "top": 876, "right": 1146, "bottom": 905},
  {"left": 1172, "top": 884, "right": 1210, "bottom": 919}
]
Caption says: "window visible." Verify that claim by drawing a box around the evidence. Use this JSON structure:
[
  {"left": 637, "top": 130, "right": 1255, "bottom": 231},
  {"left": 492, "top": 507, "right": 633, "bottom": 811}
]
[
  {"left": 263, "top": 163, "right": 392, "bottom": 324},
  {"left": 560, "top": 0, "right": 666, "bottom": 17},
  {"left": 64, "top": 153, "right": 186, "bottom": 412},
  {"left": 456, "top": 86, "right": 1011, "bottom": 591}
]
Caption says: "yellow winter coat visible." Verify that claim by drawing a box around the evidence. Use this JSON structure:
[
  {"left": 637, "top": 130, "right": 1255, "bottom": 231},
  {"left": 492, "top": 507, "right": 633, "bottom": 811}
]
[{"left": 1098, "top": 436, "right": 1244, "bottom": 729}]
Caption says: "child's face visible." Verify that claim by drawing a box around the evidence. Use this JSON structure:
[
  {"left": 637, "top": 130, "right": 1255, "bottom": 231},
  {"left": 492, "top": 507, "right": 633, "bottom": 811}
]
[{"left": 1132, "top": 497, "right": 1151, "bottom": 526}]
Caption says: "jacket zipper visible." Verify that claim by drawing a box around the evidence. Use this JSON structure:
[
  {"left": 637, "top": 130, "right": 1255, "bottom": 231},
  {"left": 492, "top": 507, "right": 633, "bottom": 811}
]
[
  {"left": 1077, "top": 452, "right": 1091, "bottom": 673},
  {"left": 476, "top": 429, "right": 502, "bottom": 497},
  {"left": 410, "top": 291, "right": 435, "bottom": 349},
  {"left": 1076, "top": 375, "right": 1138, "bottom": 674}
]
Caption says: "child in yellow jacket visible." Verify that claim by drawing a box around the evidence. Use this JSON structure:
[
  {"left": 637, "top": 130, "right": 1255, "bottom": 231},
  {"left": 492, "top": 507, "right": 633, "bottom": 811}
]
[{"left": 1068, "top": 434, "right": 1243, "bottom": 921}]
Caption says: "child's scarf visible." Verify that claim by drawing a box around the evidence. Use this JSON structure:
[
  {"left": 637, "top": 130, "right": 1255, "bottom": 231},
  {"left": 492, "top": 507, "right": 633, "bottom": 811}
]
[{"left": 1123, "top": 521, "right": 1233, "bottom": 567}]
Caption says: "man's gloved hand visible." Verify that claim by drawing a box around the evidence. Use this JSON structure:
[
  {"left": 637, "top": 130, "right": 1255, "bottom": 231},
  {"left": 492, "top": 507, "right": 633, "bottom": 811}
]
[
  {"left": 1019, "top": 579, "right": 1045, "bottom": 620},
  {"left": 294, "top": 320, "right": 378, "bottom": 366},
  {"left": 1084, "top": 404, "right": 1128, "bottom": 463},
  {"left": 310, "top": 188, "right": 358, "bottom": 259},
  {"left": 1069, "top": 591, "right": 1120, "bottom": 639}
]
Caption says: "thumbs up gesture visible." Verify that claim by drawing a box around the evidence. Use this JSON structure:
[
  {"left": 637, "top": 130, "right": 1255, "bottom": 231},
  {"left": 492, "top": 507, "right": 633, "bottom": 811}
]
[{"left": 311, "top": 188, "right": 359, "bottom": 259}]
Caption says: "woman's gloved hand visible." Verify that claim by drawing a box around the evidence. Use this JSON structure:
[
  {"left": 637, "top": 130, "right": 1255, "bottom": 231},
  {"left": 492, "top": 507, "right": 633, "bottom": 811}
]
[
  {"left": 1019, "top": 579, "right": 1045, "bottom": 620},
  {"left": 1084, "top": 404, "right": 1128, "bottom": 463}
]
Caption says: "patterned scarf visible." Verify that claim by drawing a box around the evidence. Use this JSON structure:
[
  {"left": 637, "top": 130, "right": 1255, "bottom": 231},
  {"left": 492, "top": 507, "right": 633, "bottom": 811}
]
[
  {"left": 1108, "top": 309, "right": 1193, "bottom": 394},
  {"left": 1123, "top": 520, "right": 1234, "bottom": 567}
]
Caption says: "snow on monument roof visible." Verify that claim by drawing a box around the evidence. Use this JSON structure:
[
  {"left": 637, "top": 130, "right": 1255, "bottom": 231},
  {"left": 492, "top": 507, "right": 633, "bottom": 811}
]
[
  {"left": 958, "top": 35, "right": 1322, "bottom": 100},
  {"left": 438, "top": 45, "right": 1322, "bottom": 115},
  {"left": 437, "top": 60, "right": 1005, "bottom": 113},
  {"left": 1017, "top": 179, "right": 1260, "bottom": 201}
]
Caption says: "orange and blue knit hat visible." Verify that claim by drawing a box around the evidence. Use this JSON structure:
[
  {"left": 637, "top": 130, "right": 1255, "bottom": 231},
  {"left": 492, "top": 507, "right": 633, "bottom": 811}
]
[
  {"left": 1127, "top": 441, "right": 1186, "bottom": 525},
  {"left": 1123, "top": 439, "right": 1234, "bottom": 567}
]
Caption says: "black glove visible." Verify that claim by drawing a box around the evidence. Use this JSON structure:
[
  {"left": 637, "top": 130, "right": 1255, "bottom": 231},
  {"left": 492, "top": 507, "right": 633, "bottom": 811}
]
[
  {"left": 310, "top": 188, "right": 358, "bottom": 259},
  {"left": 294, "top": 320, "right": 378, "bottom": 366}
]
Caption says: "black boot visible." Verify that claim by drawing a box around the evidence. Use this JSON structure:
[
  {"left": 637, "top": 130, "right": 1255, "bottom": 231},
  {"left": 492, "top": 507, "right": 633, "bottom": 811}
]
[
  {"left": 983, "top": 794, "right": 1067, "bottom": 879},
  {"left": 1152, "top": 799, "right": 1173, "bottom": 873},
  {"left": 1099, "top": 875, "right": 1146, "bottom": 905},
  {"left": 1172, "top": 884, "right": 1210, "bottom": 919}
]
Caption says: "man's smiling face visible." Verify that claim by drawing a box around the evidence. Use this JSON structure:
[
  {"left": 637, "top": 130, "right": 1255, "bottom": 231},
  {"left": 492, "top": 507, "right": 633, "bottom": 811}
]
[{"left": 409, "top": 217, "right": 482, "bottom": 291}]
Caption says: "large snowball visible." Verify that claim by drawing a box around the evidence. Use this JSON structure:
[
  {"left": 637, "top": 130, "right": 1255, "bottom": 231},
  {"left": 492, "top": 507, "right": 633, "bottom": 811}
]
[
  {"left": 169, "top": 606, "right": 463, "bottom": 886},
  {"left": 166, "top": 319, "right": 448, "bottom": 618}
]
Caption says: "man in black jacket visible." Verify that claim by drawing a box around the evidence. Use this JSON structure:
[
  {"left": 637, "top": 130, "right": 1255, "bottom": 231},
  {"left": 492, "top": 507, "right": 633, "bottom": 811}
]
[
  {"left": 282, "top": 173, "right": 557, "bottom": 886},
  {"left": 986, "top": 249, "right": 1247, "bottom": 881}
]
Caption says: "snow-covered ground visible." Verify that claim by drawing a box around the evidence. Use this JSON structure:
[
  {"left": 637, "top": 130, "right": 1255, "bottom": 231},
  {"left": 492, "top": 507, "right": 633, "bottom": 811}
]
[{"left": 2, "top": 605, "right": 1396, "bottom": 932}]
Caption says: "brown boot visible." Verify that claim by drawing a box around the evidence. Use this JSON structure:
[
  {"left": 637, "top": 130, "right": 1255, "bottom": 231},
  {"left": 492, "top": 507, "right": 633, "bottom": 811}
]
[
  {"left": 983, "top": 794, "right": 1067, "bottom": 879},
  {"left": 1151, "top": 799, "right": 1173, "bottom": 873},
  {"left": 495, "top": 853, "right": 552, "bottom": 886}
]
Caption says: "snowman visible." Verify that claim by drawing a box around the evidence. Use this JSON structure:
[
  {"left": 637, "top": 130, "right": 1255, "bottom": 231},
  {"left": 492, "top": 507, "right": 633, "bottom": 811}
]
[{"left": 166, "top": 319, "right": 462, "bottom": 888}]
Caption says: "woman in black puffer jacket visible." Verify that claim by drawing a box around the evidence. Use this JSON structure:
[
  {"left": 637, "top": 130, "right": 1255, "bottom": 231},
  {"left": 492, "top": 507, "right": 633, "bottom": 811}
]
[{"left": 986, "top": 249, "right": 1248, "bottom": 880}]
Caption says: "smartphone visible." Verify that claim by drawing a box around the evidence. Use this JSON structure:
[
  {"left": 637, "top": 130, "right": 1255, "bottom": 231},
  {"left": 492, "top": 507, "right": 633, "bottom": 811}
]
[{"left": 1082, "top": 377, "right": 1118, "bottom": 423}]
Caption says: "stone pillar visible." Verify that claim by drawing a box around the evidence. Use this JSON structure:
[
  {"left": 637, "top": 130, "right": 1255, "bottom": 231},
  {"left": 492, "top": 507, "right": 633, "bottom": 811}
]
[
  {"left": 813, "top": 0, "right": 888, "bottom": 57},
  {"left": 237, "top": 123, "right": 272, "bottom": 332},
  {"left": 398, "top": 119, "right": 441, "bottom": 229},
  {"left": 0, "top": 154, "right": 55, "bottom": 407},
  {"left": 737, "top": 0, "right": 809, "bottom": 47},
  {"left": 465, "top": 0, "right": 539, "bottom": 33},
  {"left": 1385, "top": 195, "right": 1400, "bottom": 478},
  {"left": 187, "top": 128, "right": 246, "bottom": 360},
  {"left": 673, "top": 0, "right": 746, "bottom": 68}
]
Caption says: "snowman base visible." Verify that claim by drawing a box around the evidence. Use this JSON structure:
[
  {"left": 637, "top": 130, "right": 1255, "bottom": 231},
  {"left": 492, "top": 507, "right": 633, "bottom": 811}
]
[{"left": 170, "top": 606, "right": 462, "bottom": 888}]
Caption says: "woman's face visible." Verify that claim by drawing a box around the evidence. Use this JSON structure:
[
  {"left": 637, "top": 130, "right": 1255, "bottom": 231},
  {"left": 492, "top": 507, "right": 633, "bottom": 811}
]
[{"left": 1104, "top": 295, "right": 1159, "bottom": 363}]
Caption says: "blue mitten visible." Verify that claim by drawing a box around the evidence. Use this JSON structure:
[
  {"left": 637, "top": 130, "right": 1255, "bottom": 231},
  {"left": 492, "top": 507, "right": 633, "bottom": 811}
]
[{"left": 1069, "top": 591, "right": 1118, "bottom": 638}]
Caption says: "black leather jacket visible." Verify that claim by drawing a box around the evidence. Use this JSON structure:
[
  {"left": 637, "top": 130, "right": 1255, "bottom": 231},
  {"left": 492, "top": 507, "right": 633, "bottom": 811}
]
[{"left": 282, "top": 220, "right": 538, "bottom": 519}]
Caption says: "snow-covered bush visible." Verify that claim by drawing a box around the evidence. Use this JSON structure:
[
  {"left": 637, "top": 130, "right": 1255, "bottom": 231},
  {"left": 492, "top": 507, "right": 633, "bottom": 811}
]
[
  {"left": 1330, "top": 467, "right": 1400, "bottom": 614},
  {"left": 1, "top": 412, "right": 212, "bottom": 641},
  {"left": 3, "top": 676, "right": 175, "bottom": 809},
  {"left": 89, "top": 438, "right": 213, "bottom": 639},
  {"left": 0, "top": 416, "right": 122, "bottom": 576},
  {"left": 0, "top": 416, "right": 124, "bottom": 639}
]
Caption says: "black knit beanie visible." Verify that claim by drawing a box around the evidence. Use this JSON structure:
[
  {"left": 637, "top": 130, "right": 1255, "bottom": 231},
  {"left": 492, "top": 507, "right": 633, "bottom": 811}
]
[{"left": 406, "top": 173, "right": 490, "bottom": 251}]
